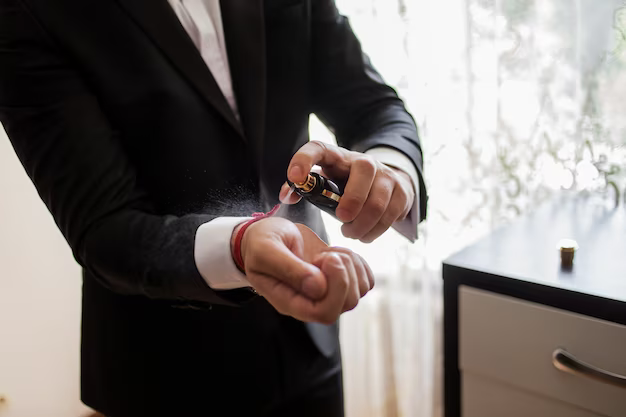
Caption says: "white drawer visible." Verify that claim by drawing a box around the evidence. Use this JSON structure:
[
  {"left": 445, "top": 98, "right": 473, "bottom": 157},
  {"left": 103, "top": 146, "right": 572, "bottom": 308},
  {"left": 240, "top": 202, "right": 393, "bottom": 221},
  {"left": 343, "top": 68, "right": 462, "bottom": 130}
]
[
  {"left": 460, "top": 286, "right": 626, "bottom": 417},
  {"left": 463, "top": 374, "right": 603, "bottom": 417}
]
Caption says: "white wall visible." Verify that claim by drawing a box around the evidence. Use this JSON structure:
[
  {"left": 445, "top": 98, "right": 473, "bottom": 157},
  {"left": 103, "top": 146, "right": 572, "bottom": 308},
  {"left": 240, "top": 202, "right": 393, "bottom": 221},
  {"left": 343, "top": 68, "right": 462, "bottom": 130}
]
[{"left": 0, "top": 125, "right": 90, "bottom": 417}]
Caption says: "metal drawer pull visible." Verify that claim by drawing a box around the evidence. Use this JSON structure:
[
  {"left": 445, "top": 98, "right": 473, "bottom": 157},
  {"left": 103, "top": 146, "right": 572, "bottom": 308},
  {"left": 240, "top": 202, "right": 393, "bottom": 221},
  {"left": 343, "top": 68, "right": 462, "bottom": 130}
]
[{"left": 552, "top": 348, "right": 626, "bottom": 389}]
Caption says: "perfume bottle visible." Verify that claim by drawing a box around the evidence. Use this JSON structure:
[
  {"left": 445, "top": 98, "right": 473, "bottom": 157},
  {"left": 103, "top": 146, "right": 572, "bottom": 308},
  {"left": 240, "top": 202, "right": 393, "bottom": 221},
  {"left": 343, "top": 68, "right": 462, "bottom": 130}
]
[{"left": 288, "top": 172, "right": 344, "bottom": 218}]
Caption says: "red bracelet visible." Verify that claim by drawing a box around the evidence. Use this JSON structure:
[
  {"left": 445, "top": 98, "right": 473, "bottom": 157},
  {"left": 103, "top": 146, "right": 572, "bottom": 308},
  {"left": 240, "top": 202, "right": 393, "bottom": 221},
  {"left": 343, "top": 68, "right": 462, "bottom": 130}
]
[{"left": 233, "top": 204, "right": 281, "bottom": 273}]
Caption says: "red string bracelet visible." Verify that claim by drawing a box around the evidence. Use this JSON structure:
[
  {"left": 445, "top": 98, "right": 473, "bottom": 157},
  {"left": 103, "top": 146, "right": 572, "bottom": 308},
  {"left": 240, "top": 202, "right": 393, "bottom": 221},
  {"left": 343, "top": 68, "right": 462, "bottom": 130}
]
[{"left": 233, "top": 204, "right": 281, "bottom": 273}]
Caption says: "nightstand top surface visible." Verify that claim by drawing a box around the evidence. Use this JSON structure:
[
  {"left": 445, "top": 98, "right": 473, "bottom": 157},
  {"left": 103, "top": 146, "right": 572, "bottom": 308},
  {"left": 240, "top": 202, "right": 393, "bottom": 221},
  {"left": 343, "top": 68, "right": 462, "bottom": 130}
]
[{"left": 444, "top": 195, "right": 626, "bottom": 304}]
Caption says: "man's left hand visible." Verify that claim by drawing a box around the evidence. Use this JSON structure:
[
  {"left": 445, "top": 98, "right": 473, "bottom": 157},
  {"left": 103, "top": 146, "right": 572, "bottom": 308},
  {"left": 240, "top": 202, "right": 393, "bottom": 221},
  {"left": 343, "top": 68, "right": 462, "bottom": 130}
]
[{"left": 280, "top": 141, "right": 415, "bottom": 243}]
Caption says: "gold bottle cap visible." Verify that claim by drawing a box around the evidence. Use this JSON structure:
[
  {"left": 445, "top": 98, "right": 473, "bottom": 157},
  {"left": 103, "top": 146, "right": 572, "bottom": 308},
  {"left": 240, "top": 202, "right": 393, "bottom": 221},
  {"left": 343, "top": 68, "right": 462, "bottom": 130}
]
[
  {"left": 557, "top": 238, "right": 578, "bottom": 269},
  {"left": 294, "top": 174, "right": 316, "bottom": 193}
]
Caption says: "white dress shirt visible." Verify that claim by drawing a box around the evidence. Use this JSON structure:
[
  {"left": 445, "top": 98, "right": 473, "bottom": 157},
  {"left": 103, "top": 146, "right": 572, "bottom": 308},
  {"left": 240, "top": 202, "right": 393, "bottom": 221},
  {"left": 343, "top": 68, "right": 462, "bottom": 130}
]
[{"left": 168, "top": 0, "right": 420, "bottom": 290}]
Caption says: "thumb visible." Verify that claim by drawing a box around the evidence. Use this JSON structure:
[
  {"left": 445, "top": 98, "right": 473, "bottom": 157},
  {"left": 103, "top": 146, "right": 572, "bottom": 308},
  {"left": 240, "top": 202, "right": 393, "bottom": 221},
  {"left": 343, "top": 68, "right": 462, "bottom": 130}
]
[
  {"left": 248, "top": 237, "right": 327, "bottom": 300},
  {"left": 288, "top": 141, "right": 347, "bottom": 184}
]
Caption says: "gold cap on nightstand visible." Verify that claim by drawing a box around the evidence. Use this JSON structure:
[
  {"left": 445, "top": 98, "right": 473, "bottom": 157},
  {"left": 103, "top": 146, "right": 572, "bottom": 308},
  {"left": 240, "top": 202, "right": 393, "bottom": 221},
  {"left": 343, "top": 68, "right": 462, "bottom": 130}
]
[{"left": 557, "top": 238, "right": 578, "bottom": 268}]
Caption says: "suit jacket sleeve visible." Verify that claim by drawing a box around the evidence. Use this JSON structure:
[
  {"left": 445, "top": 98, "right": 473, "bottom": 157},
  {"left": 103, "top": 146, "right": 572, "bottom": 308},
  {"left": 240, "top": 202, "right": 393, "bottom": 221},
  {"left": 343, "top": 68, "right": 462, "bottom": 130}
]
[
  {"left": 0, "top": 0, "right": 236, "bottom": 305},
  {"left": 310, "top": 0, "right": 428, "bottom": 221}
]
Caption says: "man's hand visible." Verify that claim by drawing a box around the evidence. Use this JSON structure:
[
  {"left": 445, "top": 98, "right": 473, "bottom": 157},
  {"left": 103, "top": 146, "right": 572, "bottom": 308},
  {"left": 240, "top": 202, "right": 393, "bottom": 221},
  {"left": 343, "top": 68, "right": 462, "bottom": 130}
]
[
  {"left": 233, "top": 217, "right": 374, "bottom": 324},
  {"left": 280, "top": 141, "right": 415, "bottom": 243}
]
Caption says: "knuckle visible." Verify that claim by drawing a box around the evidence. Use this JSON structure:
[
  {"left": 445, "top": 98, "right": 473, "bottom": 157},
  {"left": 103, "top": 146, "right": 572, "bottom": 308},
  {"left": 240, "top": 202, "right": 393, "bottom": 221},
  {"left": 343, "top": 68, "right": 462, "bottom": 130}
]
[
  {"left": 395, "top": 185, "right": 409, "bottom": 202},
  {"left": 339, "top": 253, "right": 353, "bottom": 266},
  {"left": 309, "top": 140, "right": 328, "bottom": 152},
  {"left": 366, "top": 198, "right": 388, "bottom": 217},
  {"left": 384, "top": 201, "right": 404, "bottom": 224},
  {"left": 337, "top": 273, "right": 349, "bottom": 290},
  {"left": 342, "top": 195, "right": 366, "bottom": 214},
  {"left": 296, "top": 141, "right": 324, "bottom": 163},
  {"left": 354, "top": 156, "right": 377, "bottom": 175},
  {"left": 380, "top": 165, "right": 396, "bottom": 180},
  {"left": 346, "top": 193, "right": 367, "bottom": 207},
  {"left": 380, "top": 175, "right": 396, "bottom": 191}
]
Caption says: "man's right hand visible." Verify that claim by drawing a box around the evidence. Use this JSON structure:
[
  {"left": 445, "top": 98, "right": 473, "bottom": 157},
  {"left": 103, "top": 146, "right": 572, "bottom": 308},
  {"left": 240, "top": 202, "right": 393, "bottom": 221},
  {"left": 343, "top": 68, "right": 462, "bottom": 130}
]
[{"left": 232, "top": 217, "right": 374, "bottom": 324}]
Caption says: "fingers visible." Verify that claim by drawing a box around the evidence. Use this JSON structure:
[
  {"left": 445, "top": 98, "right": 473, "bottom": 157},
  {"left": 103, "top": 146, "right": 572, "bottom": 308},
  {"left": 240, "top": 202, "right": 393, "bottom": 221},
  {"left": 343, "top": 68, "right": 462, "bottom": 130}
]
[
  {"left": 336, "top": 156, "right": 377, "bottom": 223},
  {"left": 360, "top": 184, "right": 411, "bottom": 243},
  {"left": 286, "top": 143, "right": 416, "bottom": 244},
  {"left": 245, "top": 236, "right": 327, "bottom": 300},
  {"left": 251, "top": 272, "right": 318, "bottom": 319},
  {"left": 362, "top": 253, "right": 375, "bottom": 290},
  {"left": 340, "top": 166, "right": 414, "bottom": 243},
  {"left": 391, "top": 167, "right": 415, "bottom": 221},
  {"left": 350, "top": 252, "right": 374, "bottom": 296},
  {"left": 242, "top": 217, "right": 376, "bottom": 325},
  {"left": 324, "top": 246, "right": 374, "bottom": 297},
  {"left": 287, "top": 141, "right": 349, "bottom": 184},
  {"left": 336, "top": 252, "right": 360, "bottom": 312},
  {"left": 252, "top": 246, "right": 374, "bottom": 325},
  {"left": 341, "top": 174, "right": 393, "bottom": 239},
  {"left": 310, "top": 253, "right": 350, "bottom": 323},
  {"left": 255, "top": 251, "right": 353, "bottom": 324},
  {"left": 278, "top": 164, "right": 331, "bottom": 205},
  {"left": 263, "top": 252, "right": 350, "bottom": 325}
]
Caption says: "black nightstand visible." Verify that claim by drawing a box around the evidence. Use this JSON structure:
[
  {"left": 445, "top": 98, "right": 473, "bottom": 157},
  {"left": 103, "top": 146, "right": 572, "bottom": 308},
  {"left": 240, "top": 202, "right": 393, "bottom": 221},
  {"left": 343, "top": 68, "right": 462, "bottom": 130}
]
[{"left": 443, "top": 195, "right": 626, "bottom": 417}]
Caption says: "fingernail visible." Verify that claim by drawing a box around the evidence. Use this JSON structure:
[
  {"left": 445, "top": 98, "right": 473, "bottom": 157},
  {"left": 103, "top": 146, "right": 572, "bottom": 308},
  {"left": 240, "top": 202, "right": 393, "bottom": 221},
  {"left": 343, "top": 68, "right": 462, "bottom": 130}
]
[
  {"left": 279, "top": 184, "right": 288, "bottom": 201},
  {"left": 302, "top": 275, "right": 324, "bottom": 299},
  {"left": 289, "top": 166, "right": 303, "bottom": 182}
]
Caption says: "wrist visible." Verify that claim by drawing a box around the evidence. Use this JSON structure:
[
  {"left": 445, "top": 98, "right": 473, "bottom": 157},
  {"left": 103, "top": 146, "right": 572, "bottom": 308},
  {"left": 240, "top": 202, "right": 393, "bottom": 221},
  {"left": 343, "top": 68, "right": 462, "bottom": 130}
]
[
  {"left": 230, "top": 205, "right": 281, "bottom": 273},
  {"left": 231, "top": 221, "right": 248, "bottom": 272}
]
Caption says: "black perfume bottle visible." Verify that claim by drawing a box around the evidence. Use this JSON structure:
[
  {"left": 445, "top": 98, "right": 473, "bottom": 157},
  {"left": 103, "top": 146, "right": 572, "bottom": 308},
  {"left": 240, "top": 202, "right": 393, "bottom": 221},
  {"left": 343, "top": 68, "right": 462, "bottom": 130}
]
[{"left": 288, "top": 172, "right": 344, "bottom": 218}]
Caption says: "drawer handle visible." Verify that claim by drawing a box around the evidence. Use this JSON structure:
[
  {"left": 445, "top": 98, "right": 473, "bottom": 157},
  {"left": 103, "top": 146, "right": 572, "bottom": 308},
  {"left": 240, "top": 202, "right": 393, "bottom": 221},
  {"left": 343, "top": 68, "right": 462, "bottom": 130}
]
[{"left": 552, "top": 348, "right": 626, "bottom": 389}]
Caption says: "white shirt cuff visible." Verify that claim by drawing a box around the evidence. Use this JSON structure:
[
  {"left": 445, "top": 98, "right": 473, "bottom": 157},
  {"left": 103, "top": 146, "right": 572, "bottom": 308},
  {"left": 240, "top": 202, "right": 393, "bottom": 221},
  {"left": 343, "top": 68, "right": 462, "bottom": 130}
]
[
  {"left": 194, "top": 216, "right": 253, "bottom": 290},
  {"left": 365, "top": 147, "right": 420, "bottom": 242}
]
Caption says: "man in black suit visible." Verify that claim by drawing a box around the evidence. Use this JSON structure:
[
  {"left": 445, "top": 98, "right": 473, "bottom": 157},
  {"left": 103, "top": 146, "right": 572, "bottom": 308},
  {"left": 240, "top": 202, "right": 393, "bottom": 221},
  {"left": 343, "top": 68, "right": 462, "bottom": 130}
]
[{"left": 0, "top": 0, "right": 427, "bottom": 416}]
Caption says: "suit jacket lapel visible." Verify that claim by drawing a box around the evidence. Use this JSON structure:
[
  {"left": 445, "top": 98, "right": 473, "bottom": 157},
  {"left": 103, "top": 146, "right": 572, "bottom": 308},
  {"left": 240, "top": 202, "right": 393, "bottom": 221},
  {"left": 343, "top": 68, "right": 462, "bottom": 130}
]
[
  {"left": 221, "top": 0, "right": 267, "bottom": 150},
  {"left": 116, "top": 0, "right": 245, "bottom": 139}
]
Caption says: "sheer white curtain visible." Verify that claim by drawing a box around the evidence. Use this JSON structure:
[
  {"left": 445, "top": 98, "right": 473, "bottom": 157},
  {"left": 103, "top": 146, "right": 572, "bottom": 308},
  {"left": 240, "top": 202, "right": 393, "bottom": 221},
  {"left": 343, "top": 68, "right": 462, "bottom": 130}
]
[{"left": 311, "top": 1, "right": 626, "bottom": 416}]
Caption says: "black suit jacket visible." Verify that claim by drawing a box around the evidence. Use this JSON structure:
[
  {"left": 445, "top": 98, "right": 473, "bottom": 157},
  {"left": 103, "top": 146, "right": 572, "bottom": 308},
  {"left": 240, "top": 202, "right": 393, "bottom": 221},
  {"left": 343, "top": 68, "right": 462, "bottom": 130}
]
[{"left": 0, "top": 0, "right": 427, "bottom": 415}]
